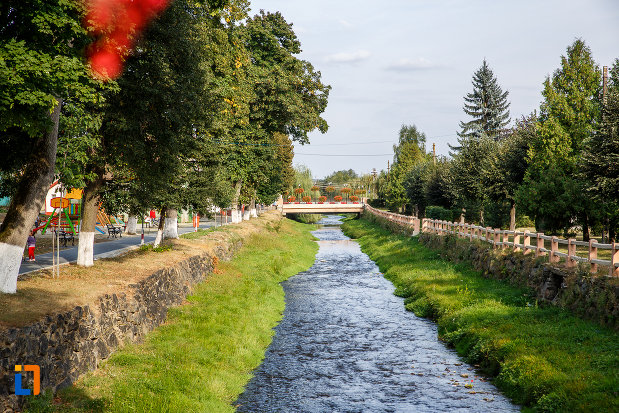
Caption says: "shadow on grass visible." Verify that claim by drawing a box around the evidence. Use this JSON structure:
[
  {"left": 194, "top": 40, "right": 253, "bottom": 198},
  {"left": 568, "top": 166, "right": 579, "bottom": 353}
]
[{"left": 25, "top": 387, "right": 107, "bottom": 413}]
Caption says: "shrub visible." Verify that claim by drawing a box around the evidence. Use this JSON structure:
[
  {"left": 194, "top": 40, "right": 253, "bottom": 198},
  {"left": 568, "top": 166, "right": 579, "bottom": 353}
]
[
  {"left": 302, "top": 196, "right": 311, "bottom": 203},
  {"left": 334, "top": 195, "right": 343, "bottom": 202},
  {"left": 350, "top": 196, "right": 359, "bottom": 202},
  {"left": 318, "top": 196, "right": 327, "bottom": 202},
  {"left": 426, "top": 205, "right": 453, "bottom": 221},
  {"left": 287, "top": 196, "right": 296, "bottom": 202}
]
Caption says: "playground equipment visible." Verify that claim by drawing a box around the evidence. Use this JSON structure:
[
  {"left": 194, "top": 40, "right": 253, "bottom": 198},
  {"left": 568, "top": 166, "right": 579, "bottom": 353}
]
[{"left": 38, "top": 198, "right": 78, "bottom": 235}]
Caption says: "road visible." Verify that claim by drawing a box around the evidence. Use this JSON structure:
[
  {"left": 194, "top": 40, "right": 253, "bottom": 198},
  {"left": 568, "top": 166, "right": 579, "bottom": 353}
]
[{"left": 18, "top": 220, "right": 220, "bottom": 276}]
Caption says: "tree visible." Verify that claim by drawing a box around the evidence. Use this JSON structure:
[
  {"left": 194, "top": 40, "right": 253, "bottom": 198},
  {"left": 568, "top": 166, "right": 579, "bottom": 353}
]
[
  {"left": 322, "top": 169, "right": 359, "bottom": 185},
  {"left": 451, "top": 59, "right": 510, "bottom": 154},
  {"left": 385, "top": 124, "right": 428, "bottom": 212},
  {"left": 483, "top": 114, "right": 536, "bottom": 229},
  {"left": 447, "top": 135, "right": 497, "bottom": 224},
  {"left": 581, "top": 58, "right": 619, "bottom": 241},
  {"left": 78, "top": 0, "right": 219, "bottom": 258},
  {"left": 519, "top": 39, "right": 601, "bottom": 236},
  {"left": 0, "top": 0, "right": 105, "bottom": 292}
]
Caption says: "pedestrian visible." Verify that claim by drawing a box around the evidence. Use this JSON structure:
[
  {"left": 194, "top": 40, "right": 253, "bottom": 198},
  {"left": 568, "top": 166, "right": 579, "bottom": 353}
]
[{"left": 27, "top": 231, "right": 36, "bottom": 261}]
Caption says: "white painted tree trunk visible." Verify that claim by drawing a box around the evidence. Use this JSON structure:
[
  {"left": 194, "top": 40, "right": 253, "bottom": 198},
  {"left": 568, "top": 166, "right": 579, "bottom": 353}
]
[
  {"left": 243, "top": 210, "right": 250, "bottom": 221},
  {"left": 76, "top": 232, "right": 95, "bottom": 267},
  {"left": 0, "top": 243, "right": 24, "bottom": 293},
  {"left": 0, "top": 99, "right": 62, "bottom": 293},
  {"left": 164, "top": 218, "right": 178, "bottom": 238},
  {"left": 250, "top": 208, "right": 257, "bottom": 218},
  {"left": 153, "top": 229, "right": 164, "bottom": 247},
  {"left": 125, "top": 216, "right": 138, "bottom": 234},
  {"left": 163, "top": 209, "right": 178, "bottom": 239}
]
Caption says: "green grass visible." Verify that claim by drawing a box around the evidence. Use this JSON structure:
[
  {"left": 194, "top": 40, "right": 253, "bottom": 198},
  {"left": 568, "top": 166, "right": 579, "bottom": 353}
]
[
  {"left": 28, "top": 218, "right": 318, "bottom": 412},
  {"left": 342, "top": 218, "right": 618, "bottom": 413}
]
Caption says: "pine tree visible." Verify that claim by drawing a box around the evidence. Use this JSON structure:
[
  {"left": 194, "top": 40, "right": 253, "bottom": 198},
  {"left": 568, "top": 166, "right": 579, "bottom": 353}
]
[{"left": 451, "top": 59, "right": 510, "bottom": 153}]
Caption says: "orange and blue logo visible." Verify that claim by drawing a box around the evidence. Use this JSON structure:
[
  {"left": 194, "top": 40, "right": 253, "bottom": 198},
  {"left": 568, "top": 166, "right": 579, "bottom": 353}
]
[{"left": 14, "top": 365, "right": 40, "bottom": 396}]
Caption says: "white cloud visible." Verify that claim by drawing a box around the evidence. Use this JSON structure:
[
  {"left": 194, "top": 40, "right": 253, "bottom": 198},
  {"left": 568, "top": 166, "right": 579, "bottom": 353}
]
[
  {"left": 339, "top": 19, "right": 353, "bottom": 29},
  {"left": 325, "top": 50, "right": 371, "bottom": 64},
  {"left": 387, "top": 57, "right": 439, "bottom": 71}
]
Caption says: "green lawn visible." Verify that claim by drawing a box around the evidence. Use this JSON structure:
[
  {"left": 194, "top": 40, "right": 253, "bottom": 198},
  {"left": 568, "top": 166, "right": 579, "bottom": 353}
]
[
  {"left": 28, "top": 218, "right": 317, "bottom": 412},
  {"left": 342, "top": 218, "right": 618, "bottom": 413}
]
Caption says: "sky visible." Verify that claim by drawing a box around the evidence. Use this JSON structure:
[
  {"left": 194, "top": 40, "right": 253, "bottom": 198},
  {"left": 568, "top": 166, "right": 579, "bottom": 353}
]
[{"left": 248, "top": 0, "right": 619, "bottom": 179}]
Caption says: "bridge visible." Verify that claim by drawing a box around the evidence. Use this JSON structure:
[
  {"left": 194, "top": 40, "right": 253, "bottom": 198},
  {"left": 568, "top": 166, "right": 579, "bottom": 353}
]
[{"left": 278, "top": 199, "right": 365, "bottom": 215}]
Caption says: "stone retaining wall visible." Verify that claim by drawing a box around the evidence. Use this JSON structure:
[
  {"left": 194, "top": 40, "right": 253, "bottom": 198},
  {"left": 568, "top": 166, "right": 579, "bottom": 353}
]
[
  {"left": 0, "top": 240, "right": 241, "bottom": 411},
  {"left": 419, "top": 232, "right": 619, "bottom": 330}
]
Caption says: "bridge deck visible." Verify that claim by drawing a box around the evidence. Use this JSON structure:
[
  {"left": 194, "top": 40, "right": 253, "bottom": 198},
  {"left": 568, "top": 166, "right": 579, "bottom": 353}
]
[{"left": 281, "top": 203, "right": 364, "bottom": 215}]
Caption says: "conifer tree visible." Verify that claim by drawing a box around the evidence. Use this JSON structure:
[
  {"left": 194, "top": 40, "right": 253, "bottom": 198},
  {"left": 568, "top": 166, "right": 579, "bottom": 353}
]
[
  {"left": 581, "top": 58, "right": 619, "bottom": 241},
  {"left": 451, "top": 59, "right": 510, "bottom": 154}
]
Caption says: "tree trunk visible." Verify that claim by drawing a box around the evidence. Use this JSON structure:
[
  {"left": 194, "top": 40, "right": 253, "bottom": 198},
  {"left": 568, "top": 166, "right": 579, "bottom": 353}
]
[
  {"left": 479, "top": 209, "right": 484, "bottom": 226},
  {"left": 153, "top": 207, "right": 166, "bottom": 247},
  {"left": 163, "top": 208, "right": 178, "bottom": 239},
  {"left": 582, "top": 213, "right": 590, "bottom": 242},
  {"left": 0, "top": 99, "right": 62, "bottom": 293},
  {"left": 231, "top": 181, "right": 242, "bottom": 223},
  {"left": 250, "top": 197, "right": 257, "bottom": 218},
  {"left": 77, "top": 172, "right": 104, "bottom": 267},
  {"left": 510, "top": 202, "right": 516, "bottom": 231},
  {"left": 125, "top": 216, "right": 138, "bottom": 234}
]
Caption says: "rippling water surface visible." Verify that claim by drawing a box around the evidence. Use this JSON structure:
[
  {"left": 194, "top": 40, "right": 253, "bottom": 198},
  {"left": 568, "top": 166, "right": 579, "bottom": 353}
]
[{"left": 236, "top": 215, "right": 518, "bottom": 412}]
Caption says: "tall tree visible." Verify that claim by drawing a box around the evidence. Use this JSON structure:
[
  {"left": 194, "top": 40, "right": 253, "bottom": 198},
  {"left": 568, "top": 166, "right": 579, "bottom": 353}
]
[
  {"left": 451, "top": 59, "right": 510, "bottom": 154},
  {"left": 519, "top": 39, "right": 601, "bottom": 236},
  {"left": 0, "top": 0, "right": 105, "bottom": 292},
  {"left": 581, "top": 58, "right": 619, "bottom": 241},
  {"left": 385, "top": 124, "right": 428, "bottom": 212},
  {"left": 483, "top": 114, "right": 536, "bottom": 229}
]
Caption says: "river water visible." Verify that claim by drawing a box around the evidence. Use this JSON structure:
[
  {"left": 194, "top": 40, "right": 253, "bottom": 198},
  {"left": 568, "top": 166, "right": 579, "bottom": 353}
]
[{"left": 236, "top": 215, "right": 518, "bottom": 412}]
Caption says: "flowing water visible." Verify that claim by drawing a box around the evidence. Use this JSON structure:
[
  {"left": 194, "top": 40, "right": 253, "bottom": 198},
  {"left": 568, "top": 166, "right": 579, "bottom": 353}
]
[{"left": 236, "top": 215, "right": 518, "bottom": 412}]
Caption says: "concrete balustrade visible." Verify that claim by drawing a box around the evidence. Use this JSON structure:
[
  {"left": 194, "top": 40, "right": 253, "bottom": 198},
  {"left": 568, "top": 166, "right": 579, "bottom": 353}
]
[{"left": 364, "top": 205, "right": 618, "bottom": 277}]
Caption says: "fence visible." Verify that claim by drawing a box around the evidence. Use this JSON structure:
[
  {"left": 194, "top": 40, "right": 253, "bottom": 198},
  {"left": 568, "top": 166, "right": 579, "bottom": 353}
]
[
  {"left": 363, "top": 205, "right": 619, "bottom": 277},
  {"left": 364, "top": 205, "right": 421, "bottom": 234}
]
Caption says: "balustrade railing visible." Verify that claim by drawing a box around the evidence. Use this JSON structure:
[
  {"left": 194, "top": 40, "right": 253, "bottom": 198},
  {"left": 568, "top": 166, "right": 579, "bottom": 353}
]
[{"left": 362, "top": 205, "right": 618, "bottom": 277}]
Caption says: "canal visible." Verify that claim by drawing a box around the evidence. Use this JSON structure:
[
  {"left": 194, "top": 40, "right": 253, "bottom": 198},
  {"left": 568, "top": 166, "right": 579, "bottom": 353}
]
[{"left": 236, "top": 215, "right": 518, "bottom": 412}]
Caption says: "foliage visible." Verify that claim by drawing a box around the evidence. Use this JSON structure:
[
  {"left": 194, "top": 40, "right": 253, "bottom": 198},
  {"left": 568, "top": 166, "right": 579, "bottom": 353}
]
[
  {"left": 425, "top": 205, "right": 453, "bottom": 221},
  {"left": 322, "top": 169, "right": 358, "bottom": 185},
  {"left": 581, "top": 58, "right": 619, "bottom": 240},
  {"left": 519, "top": 39, "right": 601, "bottom": 235},
  {"left": 385, "top": 124, "right": 429, "bottom": 211},
  {"left": 453, "top": 59, "right": 510, "bottom": 150},
  {"left": 0, "top": 0, "right": 107, "bottom": 195}
]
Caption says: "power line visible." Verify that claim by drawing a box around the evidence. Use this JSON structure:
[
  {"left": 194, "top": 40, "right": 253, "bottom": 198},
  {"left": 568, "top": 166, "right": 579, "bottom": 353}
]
[{"left": 295, "top": 153, "right": 393, "bottom": 156}]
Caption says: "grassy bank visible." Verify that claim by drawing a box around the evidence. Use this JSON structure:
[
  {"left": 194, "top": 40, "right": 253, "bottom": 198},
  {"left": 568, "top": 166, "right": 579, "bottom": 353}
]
[
  {"left": 342, "top": 218, "right": 618, "bottom": 413},
  {"left": 29, "top": 217, "right": 318, "bottom": 412}
]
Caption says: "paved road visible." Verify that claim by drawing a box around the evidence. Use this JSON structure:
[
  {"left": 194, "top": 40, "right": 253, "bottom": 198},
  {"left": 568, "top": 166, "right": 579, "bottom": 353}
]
[{"left": 18, "top": 220, "right": 220, "bottom": 276}]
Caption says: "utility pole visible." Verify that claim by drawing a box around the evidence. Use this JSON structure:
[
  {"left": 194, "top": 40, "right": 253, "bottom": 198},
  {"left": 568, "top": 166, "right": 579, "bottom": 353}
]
[{"left": 432, "top": 143, "right": 436, "bottom": 166}]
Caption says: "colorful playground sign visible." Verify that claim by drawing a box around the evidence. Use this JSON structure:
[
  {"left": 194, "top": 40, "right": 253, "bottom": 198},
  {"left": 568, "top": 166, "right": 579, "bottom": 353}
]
[{"left": 50, "top": 197, "right": 69, "bottom": 209}]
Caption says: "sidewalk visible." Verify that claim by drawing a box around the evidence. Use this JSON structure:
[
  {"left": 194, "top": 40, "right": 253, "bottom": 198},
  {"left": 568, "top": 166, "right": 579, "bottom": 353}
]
[{"left": 18, "top": 220, "right": 219, "bottom": 276}]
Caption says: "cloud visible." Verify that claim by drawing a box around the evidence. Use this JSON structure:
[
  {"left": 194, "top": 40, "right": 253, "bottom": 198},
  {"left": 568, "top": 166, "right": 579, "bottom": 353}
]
[
  {"left": 325, "top": 50, "right": 371, "bottom": 64},
  {"left": 339, "top": 19, "right": 353, "bottom": 29},
  {"left": 386, "top": 57, "right": 439, "bottom": 71}
]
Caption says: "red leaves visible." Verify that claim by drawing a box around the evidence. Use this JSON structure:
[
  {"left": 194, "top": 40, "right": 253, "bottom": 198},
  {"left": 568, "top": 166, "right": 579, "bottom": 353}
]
[{"left": 84, "top": 0, "right": 171, "bottom": 79}]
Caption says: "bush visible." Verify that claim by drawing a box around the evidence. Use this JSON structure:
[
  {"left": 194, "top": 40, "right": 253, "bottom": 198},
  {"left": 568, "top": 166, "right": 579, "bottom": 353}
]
[
  {"left": 426, "top": 205, "right": 453, "bottom": 221},
  {"left": 369, "top": 198, "right": 385, "bottom": 208}
]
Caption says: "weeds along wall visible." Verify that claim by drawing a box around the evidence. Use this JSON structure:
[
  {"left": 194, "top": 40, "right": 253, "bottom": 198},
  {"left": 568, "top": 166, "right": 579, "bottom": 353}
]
[
  {"left": 361, "top": 209, "right": 619, "bottom": 330},
  {"left": 0, "top": 240, "right": 243, "bottom": 411}
]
